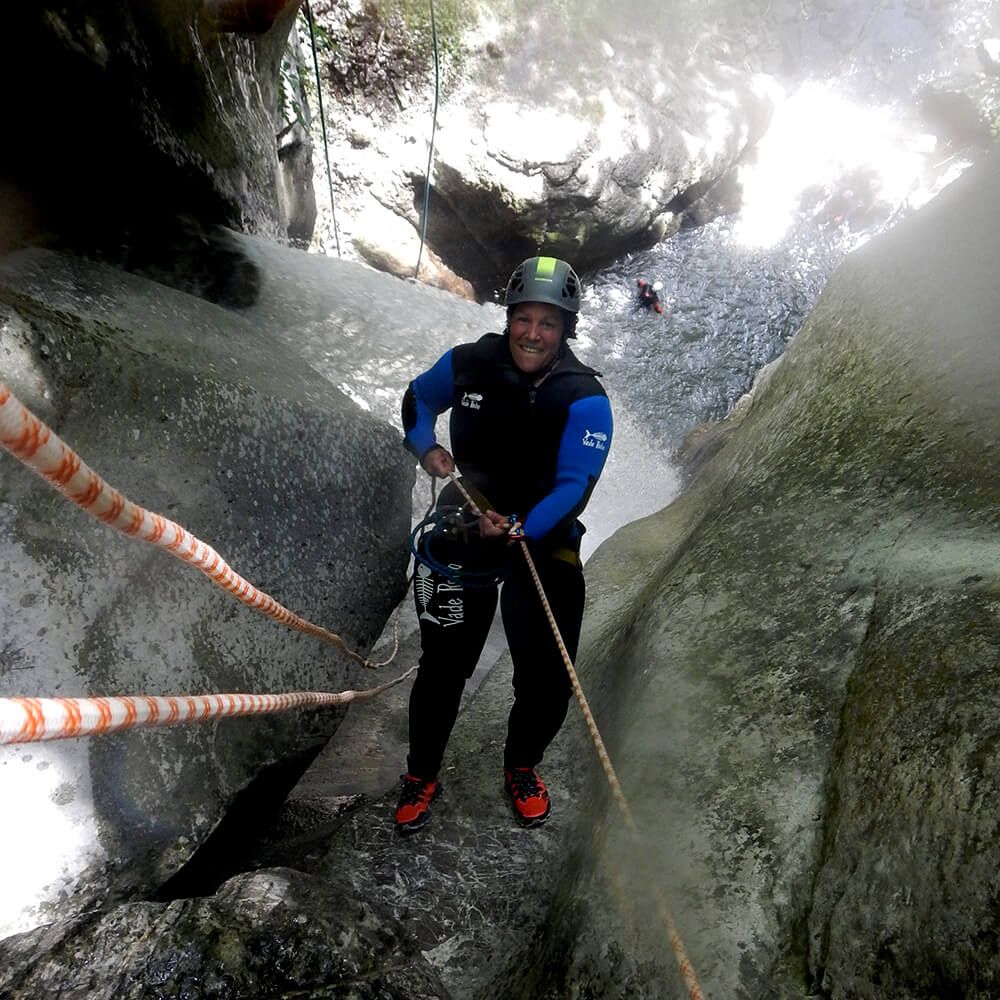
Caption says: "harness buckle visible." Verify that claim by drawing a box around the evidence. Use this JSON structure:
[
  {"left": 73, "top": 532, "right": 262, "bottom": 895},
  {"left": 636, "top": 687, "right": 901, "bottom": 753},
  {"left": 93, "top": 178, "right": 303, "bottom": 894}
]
[{"left": 507, "top": 516, "right": 525, "bottom": 541}]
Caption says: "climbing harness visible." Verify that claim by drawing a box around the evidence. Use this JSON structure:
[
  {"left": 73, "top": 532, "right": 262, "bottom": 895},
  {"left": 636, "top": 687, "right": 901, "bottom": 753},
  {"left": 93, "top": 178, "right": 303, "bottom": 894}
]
[
  {"left": 303, "top": 0, "right": 342, "bottom": 257},
  {"left": 0, "top": 382, "right": 385, "bottom": 669},
  {"left": 408, "top": 504, "right": 508, "bottom": 588},
  {"left": 0, "top": 668, "right": 416, "bottom": 746},
  {"left": 446, "top": 472, "right": 706, "bottom": 1000},
  {"left": 414, "top": 0, "right": 440, "bottom": 279}
]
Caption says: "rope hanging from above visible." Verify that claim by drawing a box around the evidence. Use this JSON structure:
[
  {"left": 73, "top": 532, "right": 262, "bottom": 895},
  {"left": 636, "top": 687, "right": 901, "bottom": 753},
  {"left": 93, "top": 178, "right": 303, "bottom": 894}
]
[
  {"left": 415, "top": 0, "right": 441, "bottom": 280},
  {"left": 303, "top": 0, "right": 342, "bottom": 257}
]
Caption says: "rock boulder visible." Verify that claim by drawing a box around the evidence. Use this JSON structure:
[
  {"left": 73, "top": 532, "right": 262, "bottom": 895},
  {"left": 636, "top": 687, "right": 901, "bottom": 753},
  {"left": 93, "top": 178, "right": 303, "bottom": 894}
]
[{"left": 0, "top": 245, "right": 413, "bottom": 939}]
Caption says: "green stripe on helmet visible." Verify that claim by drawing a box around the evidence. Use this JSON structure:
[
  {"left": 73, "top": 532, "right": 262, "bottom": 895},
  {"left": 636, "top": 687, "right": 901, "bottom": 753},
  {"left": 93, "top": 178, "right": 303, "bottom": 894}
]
[{"left": 534, "top": 256, "right": 558, "bottom": 282}]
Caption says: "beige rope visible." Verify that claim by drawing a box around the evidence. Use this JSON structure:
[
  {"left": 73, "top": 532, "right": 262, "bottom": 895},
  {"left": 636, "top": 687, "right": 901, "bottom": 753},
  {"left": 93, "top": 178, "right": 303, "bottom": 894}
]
[{"left": 446, "top": 471, "right": 705, "bottom": 1000}]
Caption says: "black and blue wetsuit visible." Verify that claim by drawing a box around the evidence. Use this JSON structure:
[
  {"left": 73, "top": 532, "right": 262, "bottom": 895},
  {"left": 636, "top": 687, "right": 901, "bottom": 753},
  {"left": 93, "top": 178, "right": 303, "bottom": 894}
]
[
  {"left": 401, "top": 332, "right": 613, "bottom": 779},
  {"left": 404, "top": 332, "right": 611, "bottom": 548}
]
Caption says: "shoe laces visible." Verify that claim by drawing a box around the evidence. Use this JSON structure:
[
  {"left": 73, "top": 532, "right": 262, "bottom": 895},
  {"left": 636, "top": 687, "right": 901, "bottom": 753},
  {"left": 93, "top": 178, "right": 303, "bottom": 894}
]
[
  {"left": 399, "top": 775, "right": 434, "bottom": 806},
  {"left": 507, "top": 768, "right": 543, "bottom": 802}
]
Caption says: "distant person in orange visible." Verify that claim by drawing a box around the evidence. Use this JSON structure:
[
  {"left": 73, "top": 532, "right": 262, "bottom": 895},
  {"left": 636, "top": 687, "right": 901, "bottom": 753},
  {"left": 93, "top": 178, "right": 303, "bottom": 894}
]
[{"left": 637, "top": 278, "right": 665, "bottom": 315}]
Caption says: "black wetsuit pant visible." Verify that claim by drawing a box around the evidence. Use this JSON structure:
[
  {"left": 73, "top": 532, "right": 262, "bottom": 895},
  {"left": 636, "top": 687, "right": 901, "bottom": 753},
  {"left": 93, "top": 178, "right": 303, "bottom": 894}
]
[{"left": 407, "top": 533, "right": 584, "bottom": 780}]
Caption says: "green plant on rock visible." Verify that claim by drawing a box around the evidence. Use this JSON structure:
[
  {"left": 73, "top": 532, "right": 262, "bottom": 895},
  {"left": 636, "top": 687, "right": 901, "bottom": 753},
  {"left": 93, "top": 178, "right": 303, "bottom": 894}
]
[
  {"left": 394, "top": 0, "right": 471, "bottom": 63},
  {"left": 301, "top": 0, "right": 442, "bottom": 111}
]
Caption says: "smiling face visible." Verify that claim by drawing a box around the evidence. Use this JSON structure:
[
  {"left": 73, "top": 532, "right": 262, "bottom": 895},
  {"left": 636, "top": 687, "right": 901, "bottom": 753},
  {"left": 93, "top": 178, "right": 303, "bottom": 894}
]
[{"left": 508, "top": 302, "right": 564, "bottom": 376}]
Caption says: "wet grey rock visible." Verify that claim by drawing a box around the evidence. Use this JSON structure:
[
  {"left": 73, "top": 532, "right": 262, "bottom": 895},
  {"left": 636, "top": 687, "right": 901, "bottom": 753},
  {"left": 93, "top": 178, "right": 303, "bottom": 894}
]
[
  {"left": 0, "top": 2, "right": 302, "bottom": 256},
  {"left": 0, "top": 868, "right": 451, "bottom": 1000},
  {"left": 561, "top": 148, "right": 1000, "bottom": 998},
  {"left": 278, "top": 121, "right": 319, "bottom": 248},
  {"left": 0, "top": 245, "right": 413, "bottom": 938},
  {"left": 808, "top": 587, "right": 1000, "bottom": 998}
]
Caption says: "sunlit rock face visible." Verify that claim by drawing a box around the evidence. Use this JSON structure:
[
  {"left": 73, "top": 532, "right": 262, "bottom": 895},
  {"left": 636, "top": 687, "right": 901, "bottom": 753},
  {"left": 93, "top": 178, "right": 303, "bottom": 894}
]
[
  {"left": 351, "top": 201, "right": 477, "bottom": 299},
  {"left": 0, "top": 244, "right": 413, "bottom": 940},
  {"left": 310, "top": 0, "right": 997, "bottom": 294},
  {"left": 0, "top": 1, "right": 305, "bottom": 257},
  {"left": 362, "top": 51, "right": 773, "bottom": 292},
  {"left": 424, "top": 66, "right": 768, "bottom": 284},
  {"left": 564, "top": 148, "right": 1000, "bottom": 997}
]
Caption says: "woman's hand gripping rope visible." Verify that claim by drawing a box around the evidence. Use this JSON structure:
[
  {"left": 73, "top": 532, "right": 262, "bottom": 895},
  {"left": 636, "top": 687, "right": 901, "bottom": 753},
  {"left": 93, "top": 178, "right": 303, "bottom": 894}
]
[{"left": 437, "top": 471, "right": 516, "bottom": 544}]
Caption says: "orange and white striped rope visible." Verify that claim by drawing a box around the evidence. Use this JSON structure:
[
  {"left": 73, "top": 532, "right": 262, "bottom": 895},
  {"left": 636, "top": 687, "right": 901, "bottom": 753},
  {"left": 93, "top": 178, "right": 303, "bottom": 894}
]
[
  {"left": 0, "top": 381, "right": 391, "bottom": 669},
  {"left": 0, "top": 665, "right": 416, "bottom": 745},
  {"left": 446, "top": 472, "right": 705, "bottom": 1000}
]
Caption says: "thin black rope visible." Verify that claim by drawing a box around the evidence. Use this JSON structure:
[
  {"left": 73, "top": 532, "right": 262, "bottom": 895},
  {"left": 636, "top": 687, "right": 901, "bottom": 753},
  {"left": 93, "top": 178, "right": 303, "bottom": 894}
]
[
  {"left": 303, "top": 0, "right": 342, "bottom": 257},
  {"left": 415, "top": 0, "right": 440, "bottom": 279}
]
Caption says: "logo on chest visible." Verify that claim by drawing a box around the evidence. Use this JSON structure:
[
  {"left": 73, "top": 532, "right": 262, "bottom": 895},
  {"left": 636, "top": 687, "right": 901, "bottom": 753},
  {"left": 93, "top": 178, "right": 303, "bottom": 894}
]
[
  {"left": 582, "top": 429, "right": 607, "bottom": 451},
  {"left": 461, "top": 392, "right": 483, "bottom": 410}
]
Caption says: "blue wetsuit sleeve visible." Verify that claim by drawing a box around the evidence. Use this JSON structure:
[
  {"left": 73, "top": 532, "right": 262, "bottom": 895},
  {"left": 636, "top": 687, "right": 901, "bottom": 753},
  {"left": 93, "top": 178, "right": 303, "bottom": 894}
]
[
  {"left": 402, "top": 350, "right": 455, "bottom": 458},
  {"left": 522, "top": 393, "right": 613, "bottom": 541}
]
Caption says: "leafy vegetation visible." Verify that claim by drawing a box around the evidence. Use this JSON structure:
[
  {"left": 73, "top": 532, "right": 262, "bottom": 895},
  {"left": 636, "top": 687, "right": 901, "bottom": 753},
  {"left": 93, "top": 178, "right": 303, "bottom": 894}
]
[{"left": 284, "top": 0, "right": 479, "bottom": 115}]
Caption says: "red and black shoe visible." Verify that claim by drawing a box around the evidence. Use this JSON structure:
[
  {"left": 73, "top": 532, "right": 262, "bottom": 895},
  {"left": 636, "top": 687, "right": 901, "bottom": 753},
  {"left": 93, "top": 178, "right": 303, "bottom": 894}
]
[
  {"left": 394, "top": 773, "right": 441, "bottom": 835},
  {"left": 503, "top": 767, "right": 551, "bottom": 827}
]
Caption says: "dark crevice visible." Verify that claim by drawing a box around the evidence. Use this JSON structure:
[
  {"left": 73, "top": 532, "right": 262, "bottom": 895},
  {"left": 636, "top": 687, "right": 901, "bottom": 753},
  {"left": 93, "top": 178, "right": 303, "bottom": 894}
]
[
  {"left": 153, "top": 744, "right": 324, "bottom": 902},
  {"left": 411, "top": 178, "right": 535, "bottom": 300}
]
